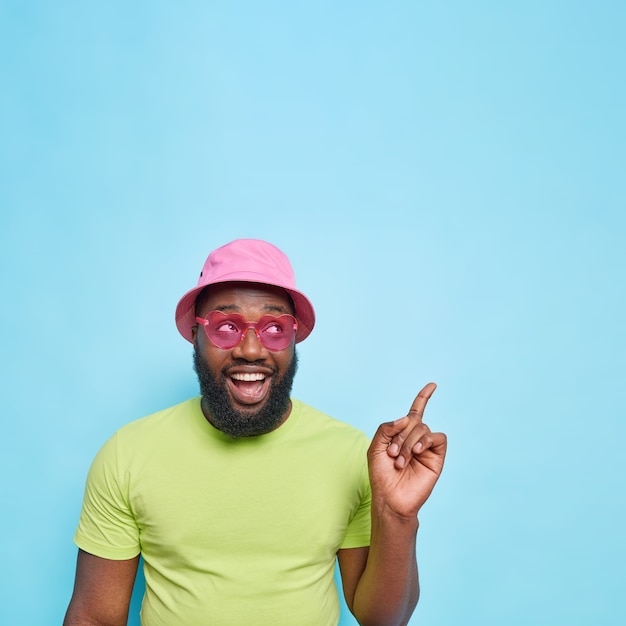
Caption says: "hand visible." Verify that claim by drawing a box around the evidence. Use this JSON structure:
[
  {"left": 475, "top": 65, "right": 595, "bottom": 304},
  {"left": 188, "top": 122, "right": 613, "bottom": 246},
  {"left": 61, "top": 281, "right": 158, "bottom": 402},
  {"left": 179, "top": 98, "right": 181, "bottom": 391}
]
[{"left": 368, "top": 382, "right": 447, "bottom": 519}]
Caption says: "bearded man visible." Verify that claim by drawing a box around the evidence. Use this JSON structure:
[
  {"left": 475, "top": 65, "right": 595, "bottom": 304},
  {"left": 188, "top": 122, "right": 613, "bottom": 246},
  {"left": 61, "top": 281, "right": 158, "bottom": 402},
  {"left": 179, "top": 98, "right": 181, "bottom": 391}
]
[{"left": 64, "top": 238, "right": 447, "bottom": 626}]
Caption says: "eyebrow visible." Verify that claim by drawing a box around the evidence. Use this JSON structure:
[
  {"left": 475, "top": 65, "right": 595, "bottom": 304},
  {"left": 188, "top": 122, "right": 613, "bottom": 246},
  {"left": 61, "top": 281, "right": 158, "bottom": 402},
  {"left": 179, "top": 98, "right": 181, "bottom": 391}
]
[{"left": 213, "top": 304, "right": 291, "bottom": 315}]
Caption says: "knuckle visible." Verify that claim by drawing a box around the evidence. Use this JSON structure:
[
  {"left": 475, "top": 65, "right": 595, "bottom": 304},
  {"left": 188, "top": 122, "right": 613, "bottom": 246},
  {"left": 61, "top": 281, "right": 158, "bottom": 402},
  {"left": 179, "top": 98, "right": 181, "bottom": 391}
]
[
  {"left": 401, "top": 437, "right": 417, "bottom": 454},
  {"left": 393, "top": 430, "right": 407, "bottom": 444}
]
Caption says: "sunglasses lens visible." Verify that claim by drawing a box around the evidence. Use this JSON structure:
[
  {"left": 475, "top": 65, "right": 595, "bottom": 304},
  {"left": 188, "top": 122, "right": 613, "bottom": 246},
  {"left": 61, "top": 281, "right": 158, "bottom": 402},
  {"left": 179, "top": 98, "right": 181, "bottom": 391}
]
[
  {"left": 256, "top": 316, "right": 296, "bottom": 351},
  {"left": 210, "top": 318, "right": 241, "bottom": 349}
]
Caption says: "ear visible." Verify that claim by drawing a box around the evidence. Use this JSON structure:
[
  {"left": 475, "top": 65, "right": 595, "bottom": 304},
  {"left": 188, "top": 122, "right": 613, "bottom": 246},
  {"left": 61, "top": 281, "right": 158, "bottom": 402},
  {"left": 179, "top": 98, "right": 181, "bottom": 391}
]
[{"left": 191, "top": 325, "right": 198, "bottom": 344}]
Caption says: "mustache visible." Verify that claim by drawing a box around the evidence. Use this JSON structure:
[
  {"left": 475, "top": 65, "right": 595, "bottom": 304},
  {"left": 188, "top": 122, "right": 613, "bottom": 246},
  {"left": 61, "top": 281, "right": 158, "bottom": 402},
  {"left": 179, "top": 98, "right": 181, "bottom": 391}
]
[{"left": 222, "top": 360, "right": 278, "bottom": 375}]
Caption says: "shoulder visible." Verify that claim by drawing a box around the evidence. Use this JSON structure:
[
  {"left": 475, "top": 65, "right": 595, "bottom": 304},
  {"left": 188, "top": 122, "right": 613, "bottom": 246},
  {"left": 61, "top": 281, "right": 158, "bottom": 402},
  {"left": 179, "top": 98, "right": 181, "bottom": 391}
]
[
  {"left": 290, "top": 399, "right": 371, "bottom": 448},
  {"left": 97, "top": 397, "right": 200, "bottom": 458},
  {"left": 118, "top": 396, "right": 198, "bottom": 434},
  {"left": 86, "top": 397, "right": 202, "bottom": 484}
]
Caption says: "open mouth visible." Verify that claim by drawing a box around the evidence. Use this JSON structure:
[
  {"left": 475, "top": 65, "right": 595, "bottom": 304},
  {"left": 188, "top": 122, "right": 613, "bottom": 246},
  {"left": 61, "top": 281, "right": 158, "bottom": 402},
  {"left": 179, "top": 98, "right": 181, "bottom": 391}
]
[{"left": 227, "top": 371, "right": 271, "bottom": 405}]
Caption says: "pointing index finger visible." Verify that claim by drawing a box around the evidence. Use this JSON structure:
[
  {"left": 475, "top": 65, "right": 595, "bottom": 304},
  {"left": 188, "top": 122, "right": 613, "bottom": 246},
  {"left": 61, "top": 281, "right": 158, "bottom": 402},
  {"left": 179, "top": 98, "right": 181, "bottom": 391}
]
[{"left": 407, "top": 382, "right": 437, "bottom": 423}]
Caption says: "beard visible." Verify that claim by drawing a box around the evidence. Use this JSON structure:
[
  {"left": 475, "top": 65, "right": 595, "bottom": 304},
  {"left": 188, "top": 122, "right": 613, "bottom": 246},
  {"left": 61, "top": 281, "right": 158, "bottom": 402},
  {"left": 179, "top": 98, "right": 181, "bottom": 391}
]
[{"left": 193, "top": 349, "right": 298, "bottom": 439}]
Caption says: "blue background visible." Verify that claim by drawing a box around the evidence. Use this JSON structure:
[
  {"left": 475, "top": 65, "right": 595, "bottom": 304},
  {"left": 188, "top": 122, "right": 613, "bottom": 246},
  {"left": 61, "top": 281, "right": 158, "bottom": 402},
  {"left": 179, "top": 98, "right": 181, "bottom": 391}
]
[{"left": 1, "top": 2, "right": 624, "bottom": 624}]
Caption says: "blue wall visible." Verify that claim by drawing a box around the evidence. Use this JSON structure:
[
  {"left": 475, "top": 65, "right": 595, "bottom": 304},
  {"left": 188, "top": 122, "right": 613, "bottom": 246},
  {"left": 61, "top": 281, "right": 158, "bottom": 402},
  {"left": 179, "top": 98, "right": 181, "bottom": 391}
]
[{"left": 2, "top": 2, "right": 625, "bottom": 624}]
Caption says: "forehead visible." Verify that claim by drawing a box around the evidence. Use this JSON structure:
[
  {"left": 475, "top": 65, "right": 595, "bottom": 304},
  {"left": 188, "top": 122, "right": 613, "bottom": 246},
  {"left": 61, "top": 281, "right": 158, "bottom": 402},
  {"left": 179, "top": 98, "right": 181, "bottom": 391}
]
[{"left": 196, "top": 282, "right": 294, "bottom": 317}]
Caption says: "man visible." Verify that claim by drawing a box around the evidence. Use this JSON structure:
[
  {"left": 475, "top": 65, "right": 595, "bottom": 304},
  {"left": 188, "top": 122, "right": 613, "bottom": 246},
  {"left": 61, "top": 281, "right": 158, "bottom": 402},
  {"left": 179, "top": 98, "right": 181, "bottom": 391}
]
[{"left": 64, "top": 238, "right": 447, "bottom": 626}]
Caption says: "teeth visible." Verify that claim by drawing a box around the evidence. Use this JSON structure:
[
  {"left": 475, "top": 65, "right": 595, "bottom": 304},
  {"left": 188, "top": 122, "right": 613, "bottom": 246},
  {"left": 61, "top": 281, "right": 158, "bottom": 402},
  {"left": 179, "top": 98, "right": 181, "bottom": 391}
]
[{"left": 231, "top": 372, "right": 266, "bottom": 382}]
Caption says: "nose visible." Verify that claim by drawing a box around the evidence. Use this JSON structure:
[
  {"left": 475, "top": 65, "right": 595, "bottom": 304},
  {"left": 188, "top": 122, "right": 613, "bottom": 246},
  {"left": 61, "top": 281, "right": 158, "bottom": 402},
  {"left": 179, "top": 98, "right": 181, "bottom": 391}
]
[{"left": 232, "top": 327, "right": 268, "bottom": 361}]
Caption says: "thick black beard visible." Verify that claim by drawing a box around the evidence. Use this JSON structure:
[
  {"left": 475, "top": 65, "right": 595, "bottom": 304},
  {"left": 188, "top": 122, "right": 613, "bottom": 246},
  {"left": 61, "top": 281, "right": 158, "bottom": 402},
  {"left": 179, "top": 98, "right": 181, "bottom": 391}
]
[{"left": 193, "top": 349, "right": 298, "bottom": 439}]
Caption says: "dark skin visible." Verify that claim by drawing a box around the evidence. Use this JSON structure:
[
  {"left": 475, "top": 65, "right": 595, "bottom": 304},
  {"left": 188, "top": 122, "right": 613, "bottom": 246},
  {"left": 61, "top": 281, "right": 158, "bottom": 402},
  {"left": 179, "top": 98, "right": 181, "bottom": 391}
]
[
  {"left": 346, "top": 382, "right": 446, "bottom": 625},
  {"left": 63, "top": 550, "right": 139, "bottom": 625},
  {"left": 64, "top": 283, "right": 447, "bottom": 626},
  {"left": 193, "top": 284, "right": 296, "bottom": 427}
]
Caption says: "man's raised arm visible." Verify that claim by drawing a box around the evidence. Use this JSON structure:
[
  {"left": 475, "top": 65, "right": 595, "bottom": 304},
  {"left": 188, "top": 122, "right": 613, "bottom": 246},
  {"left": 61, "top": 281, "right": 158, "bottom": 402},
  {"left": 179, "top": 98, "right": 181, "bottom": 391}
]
[{"left": 339, "top": 383, "right": 447, "bottom": 626}]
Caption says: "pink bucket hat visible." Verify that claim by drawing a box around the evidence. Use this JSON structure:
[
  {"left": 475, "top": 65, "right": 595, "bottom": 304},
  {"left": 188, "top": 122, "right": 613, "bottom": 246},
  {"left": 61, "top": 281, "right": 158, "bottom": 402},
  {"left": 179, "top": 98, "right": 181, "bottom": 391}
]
[{"left": 175, "top": 239, "right": 315, "bottom": 343}]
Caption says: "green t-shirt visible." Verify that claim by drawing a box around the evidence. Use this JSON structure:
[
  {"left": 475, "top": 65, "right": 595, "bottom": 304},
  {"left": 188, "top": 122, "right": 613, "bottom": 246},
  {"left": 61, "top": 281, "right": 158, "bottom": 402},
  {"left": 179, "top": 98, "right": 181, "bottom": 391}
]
[{"left": 75, "top": 397, "right": 372, "bottom": 626}]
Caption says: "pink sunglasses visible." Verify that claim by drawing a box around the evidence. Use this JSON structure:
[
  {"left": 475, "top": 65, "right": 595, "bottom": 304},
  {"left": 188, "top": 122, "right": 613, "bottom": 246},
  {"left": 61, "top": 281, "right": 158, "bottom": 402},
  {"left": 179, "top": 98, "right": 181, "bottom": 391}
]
[{"left": 195, "top": 310, "right": 298, "bottom": 352}]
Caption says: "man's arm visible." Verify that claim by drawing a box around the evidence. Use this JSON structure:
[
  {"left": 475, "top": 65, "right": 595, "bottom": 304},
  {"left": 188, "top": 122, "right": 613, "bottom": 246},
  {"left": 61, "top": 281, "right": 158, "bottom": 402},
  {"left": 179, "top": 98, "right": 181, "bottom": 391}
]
[
  {"left": 338, "top": 516, "right": 420, "bottom": 625},
  {"left": 64, "top": 549, "right": 140, "bottom": 626},
  {"left": 339, "top": 383, "right": 447, "bottom": 626}
]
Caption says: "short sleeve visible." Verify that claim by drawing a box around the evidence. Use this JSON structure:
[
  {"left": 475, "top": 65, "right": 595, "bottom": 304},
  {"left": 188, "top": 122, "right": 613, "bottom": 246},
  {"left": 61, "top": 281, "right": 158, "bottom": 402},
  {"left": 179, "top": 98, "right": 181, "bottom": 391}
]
[
  {"left": 339, "top": 442, "right": 372, "bottom": 549},
  {"left": 74, "top": 433, "right": 141, "bottom": 559}
]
